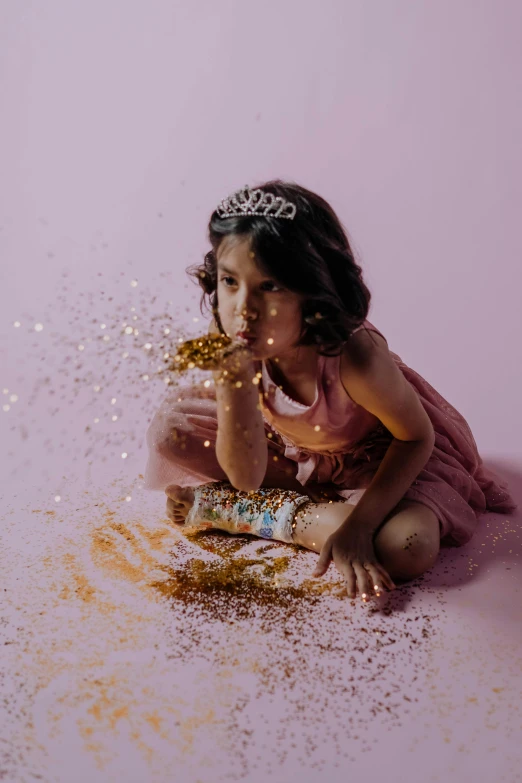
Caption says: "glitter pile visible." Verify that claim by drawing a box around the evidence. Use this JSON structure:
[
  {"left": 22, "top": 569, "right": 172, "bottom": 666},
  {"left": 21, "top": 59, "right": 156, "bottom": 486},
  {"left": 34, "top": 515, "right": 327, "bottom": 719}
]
[{"left": 168, "top": 333, "right": 233, "bottom": 373}]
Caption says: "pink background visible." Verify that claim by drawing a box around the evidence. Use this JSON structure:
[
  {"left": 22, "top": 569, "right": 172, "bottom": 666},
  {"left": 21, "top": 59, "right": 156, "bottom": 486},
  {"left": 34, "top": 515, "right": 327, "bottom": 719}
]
[{"left": 1, "top": 2, "right": 521, "bottom": 781}]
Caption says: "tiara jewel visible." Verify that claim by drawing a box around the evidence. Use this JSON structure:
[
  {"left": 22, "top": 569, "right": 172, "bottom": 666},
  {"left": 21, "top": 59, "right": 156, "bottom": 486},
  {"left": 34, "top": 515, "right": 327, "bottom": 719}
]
[{"left": 216, "top": 185, "right": 297, "bottom": 220}]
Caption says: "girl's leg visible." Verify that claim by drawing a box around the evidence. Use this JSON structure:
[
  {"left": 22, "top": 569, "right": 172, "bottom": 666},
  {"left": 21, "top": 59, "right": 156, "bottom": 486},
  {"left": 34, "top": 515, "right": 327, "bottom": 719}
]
[
  {"left": 146, "top": 388, "right": 301, "bottom": 490},
  {"left": 293, "top": 497, "right": 440, "bottom": 593}
]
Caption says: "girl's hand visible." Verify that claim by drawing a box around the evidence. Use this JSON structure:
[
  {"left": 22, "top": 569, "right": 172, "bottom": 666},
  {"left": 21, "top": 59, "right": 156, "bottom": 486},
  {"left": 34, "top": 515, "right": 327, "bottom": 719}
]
[
  {"left": 211, "top": 340, "right": 257, "bottom": 383},
  {"left": 312, "top": 518, "right": 396, "bottom": 599},
  {"left": 170, "top": 333, "right": 255, "bottom": 377}
]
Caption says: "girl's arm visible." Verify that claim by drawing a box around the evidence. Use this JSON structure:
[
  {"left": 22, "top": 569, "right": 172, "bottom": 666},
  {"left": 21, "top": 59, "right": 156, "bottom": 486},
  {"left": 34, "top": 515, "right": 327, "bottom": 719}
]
[
  {"left": 339, "top": 330, "right": 435, "bottom": 531},
  {"left": 208, "top": 319, "right": 268, "bottom": 492}
]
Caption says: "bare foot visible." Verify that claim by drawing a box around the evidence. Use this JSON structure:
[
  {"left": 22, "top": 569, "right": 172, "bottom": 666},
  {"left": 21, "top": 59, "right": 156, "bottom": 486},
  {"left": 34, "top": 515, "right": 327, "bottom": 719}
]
[{"left": 165, "top": 485, "right": 195, "bottom": 525}]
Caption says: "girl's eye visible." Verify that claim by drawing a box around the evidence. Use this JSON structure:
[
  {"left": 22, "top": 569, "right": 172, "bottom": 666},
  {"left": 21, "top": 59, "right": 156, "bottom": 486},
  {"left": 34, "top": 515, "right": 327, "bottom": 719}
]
[{"left": 220, "top": 277, "right": 282, "bottom": 292}]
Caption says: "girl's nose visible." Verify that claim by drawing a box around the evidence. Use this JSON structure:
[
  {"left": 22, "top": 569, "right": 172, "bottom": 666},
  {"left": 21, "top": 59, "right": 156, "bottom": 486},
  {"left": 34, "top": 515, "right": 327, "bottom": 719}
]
[{"left": 237, "top": 304, "right": 258, "bottom": 321}]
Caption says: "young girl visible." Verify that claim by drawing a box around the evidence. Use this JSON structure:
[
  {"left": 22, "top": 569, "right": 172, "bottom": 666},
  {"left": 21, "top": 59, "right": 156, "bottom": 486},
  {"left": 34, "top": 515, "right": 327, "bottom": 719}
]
[{"left": 145, "top": 181, "right": 517, "bottom": 601}]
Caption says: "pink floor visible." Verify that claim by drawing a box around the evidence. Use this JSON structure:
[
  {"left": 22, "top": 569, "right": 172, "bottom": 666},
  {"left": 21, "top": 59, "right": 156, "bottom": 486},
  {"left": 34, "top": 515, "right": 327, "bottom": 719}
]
[{"left": 2, "top": 457, "right": 521, "bottom": 782}]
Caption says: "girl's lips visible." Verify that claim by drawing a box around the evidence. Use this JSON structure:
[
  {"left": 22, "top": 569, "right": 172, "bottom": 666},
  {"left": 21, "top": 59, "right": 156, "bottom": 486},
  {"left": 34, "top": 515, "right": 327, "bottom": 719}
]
[{"left": 236, "top": 332, "right": 256, "bottom": 343}]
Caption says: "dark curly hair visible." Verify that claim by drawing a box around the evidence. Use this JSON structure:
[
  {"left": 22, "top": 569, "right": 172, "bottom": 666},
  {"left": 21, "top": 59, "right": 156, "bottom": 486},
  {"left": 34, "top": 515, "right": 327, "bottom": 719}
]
[{"left": 186, "top": 179, "right": 374, "bottom": 356}]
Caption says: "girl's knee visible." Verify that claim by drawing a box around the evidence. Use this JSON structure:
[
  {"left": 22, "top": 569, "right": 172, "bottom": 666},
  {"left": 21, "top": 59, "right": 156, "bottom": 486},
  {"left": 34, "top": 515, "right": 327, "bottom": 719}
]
[{"left": 374, "top": 504, "right": 440, "bottom": 581}]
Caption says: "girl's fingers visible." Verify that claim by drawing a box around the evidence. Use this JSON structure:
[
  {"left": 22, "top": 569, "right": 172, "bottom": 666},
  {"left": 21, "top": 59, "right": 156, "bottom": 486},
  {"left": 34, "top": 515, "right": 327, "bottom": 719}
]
[
  {"left": 352, "top": 562, "right": 374, "bottom": 599},
  {"left": 364, "top": 564, "right": 388, "bottom": 595},
  {"left": 343, "top": 563, "right": 357, "bottom": 599},
  {"left": 375, "top": 563, "right": 396, "bottom": 591}
]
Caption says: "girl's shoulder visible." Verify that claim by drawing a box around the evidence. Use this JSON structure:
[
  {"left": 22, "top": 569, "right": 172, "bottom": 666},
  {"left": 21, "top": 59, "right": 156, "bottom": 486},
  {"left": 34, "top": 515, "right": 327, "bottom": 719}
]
[{"left": 342, "top": 325, "right": 389, "bottom": 369}]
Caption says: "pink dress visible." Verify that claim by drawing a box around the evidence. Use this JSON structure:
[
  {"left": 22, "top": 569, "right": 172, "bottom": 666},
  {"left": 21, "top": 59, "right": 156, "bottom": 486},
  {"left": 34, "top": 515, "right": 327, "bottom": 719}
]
[{"left": 145, "top": 320, "right": 517, "bottom": 546}]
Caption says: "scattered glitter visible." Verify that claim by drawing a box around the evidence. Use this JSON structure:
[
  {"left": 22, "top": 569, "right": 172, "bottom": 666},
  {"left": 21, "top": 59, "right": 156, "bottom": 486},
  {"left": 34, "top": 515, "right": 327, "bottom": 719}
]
[
  {"left": 112, "top": 415, "right": 118, "bottom": 421},
  {"left": 192, "top": 317, "right": 199, "bottom": 322},
  {"left": 121, "top": 452, "right": 128, "bottom": 459},
  {"left": 9, "top": 395, "right": 18, "bottom": 403},
  {"left": 78, "top": 344, "right": 85, "bottom": 351},
  {"left": 142, "top": 375, "right": 149, "bottom": 381},
  {"left": 130, "top": 279, "right": 138, "bottom": 287},
  {"left": 164, "top": 328, "right": 171, "bottom": 335},
  {"left": 102, "top": 335, "right": 110, "bottom": 342},
  {"left": 125, "top": 496, "right": 132, "bottom": 502},
  {"left": 111, "top": 398, "right": 117, "bottom": 405},
  {"left": 270, "top": 308, "right": 277, "bottom": 316},
  {"left": 13, "top": 321, "right": 21, "bottom": 327},
  {"left": 314, "top": 425, "right": 321, "bottom": 431},
  {"left": 133, "top": 329, "right": 139, "bottom": 336},
  {"left": 204, "top": 380, "right": 211, "bottom": 388},
  {"left": 100, "top": 323, "right": 106, "bottom": 329},
  {"left": 2, "top": 389, "right": 8, "bottom": 394},
  {"left": 54, "top": 495, "right": 61, "bottom": 502},
  {"left": 204, "top": 440, "right": 210, "bottom": 447},
  {"left": 144, "top": 343, "right": 152, "bottom": 350},
  {"left": 3, "top": 405, "right": 10, "bottom": 412},
  {"left": 124, "top": 326, "right": 134, "bottom": 335},
  {"left": 93, "top": 385, "right": 101, "bottom": 392},
  {"left": 93, "top": 418, "right": 100, "bottom": 423},
  {"left": 267, "top": 338, "right": 274, "bottom": 345},
  {"left": 34, "top": 323, "right": 43, "bottom": 332}
]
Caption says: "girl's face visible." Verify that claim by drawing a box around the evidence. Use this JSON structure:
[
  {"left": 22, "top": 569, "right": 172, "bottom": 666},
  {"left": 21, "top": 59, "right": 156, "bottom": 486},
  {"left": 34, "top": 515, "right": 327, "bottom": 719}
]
[{"left": 216, "top": 235, "right": 305, "bottom": 361}]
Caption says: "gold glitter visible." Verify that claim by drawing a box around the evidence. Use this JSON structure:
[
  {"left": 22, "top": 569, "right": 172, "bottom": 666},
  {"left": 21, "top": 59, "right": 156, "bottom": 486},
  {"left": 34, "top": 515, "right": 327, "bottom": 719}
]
[
  {"left": 314, "top": 425, "right": 321, "bottom": 431},
  {"left": 203, "top": 440, "right": 210, "bottom": 447},
  {"left": 267, "top": 338, "right": 274, "bottom": 345},
  {"left": 168, "top": 333, "right": 233, "bottom": 373}
]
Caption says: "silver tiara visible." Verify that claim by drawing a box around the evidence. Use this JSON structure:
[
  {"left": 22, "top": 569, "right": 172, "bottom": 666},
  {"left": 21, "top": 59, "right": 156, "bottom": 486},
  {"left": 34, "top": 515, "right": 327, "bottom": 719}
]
[{"left": 215, "top": 184, "right": 297, "bottom": 220}]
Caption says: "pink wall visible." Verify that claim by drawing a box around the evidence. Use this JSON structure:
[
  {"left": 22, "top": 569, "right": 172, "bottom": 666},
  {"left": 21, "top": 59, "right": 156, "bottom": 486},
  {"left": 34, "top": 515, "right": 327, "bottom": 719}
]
[{"left": 1, "top": 0, "right": 521, "bottom": 491}]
